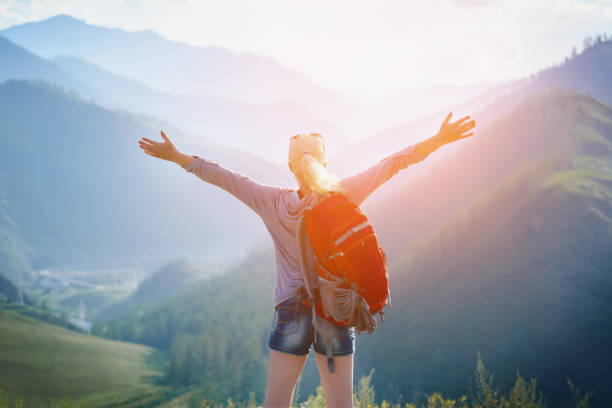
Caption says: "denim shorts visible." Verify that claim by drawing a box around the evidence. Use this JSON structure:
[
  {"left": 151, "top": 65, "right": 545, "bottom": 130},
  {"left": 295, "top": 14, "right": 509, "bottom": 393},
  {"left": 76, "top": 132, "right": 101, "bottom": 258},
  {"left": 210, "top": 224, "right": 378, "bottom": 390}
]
[{"left": 268, "top": 294, "right": 356, "bottom": 356}]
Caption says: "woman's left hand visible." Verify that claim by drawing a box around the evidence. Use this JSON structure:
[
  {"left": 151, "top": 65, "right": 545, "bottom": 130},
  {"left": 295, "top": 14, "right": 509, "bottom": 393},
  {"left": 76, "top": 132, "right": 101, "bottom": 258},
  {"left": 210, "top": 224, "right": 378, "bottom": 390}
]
[
  {"left": 435, "top": 112, "right": 476, "bottom": 145},
  {"left": 139, "top": 131, "right": 180, "bottom": 162}
]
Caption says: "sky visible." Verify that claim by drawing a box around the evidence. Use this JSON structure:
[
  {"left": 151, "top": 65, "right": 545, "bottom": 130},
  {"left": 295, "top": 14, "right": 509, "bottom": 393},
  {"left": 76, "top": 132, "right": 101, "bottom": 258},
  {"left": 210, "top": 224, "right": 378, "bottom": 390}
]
[{"left": 0, "top": 0, "right": 611, "bottom": 92}]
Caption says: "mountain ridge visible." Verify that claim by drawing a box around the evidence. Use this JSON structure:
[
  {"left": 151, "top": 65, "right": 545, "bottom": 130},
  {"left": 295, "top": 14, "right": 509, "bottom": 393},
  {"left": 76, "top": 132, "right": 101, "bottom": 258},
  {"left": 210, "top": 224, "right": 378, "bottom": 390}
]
[
  {"left": 354, "top": 40, "right": 612, "bottom": 262},
  {"left": 0, "top": 79, "right": 290, "bottom": 271},
  {"left": 2, "top": 14, "right": 487, "bottom": 141}
]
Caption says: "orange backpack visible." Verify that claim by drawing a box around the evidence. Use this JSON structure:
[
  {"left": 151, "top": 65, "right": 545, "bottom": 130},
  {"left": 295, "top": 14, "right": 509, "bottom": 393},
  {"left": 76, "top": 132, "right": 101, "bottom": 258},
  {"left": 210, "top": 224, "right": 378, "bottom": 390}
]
[{"left": 297, "top": 191, "right": 391, "bottom": 338}]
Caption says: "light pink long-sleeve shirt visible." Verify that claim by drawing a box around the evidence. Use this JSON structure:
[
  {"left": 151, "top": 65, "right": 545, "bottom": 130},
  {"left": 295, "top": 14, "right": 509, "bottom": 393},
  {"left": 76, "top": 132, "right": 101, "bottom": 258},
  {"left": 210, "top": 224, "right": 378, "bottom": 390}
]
[{"left": 182, "top": 142, "right": 429, "bottom": 307}]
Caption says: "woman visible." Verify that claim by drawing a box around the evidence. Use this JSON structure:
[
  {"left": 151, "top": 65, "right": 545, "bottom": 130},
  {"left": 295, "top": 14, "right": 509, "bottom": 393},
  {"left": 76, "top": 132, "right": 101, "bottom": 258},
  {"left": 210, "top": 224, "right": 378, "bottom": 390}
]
[{"left": 138, "top": 112, "right": 475, "bottom": 408}]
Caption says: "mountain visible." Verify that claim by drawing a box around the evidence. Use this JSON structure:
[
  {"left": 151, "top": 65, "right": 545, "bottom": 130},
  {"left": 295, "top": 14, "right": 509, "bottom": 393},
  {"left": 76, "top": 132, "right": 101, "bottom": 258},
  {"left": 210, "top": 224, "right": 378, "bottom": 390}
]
[
  {"left": 0, "top": 309, "right": 173, "bottom": 406},
  {"left": 0, "top": 34, "right": 85, "bottom": 93},
  {"left": 354, "top": 92, "right": 612, "bottom": 407},
  {"left": 0, "top": 15, "right": 327, "bottom": 102},
  {"left": 333, "top": 39, "right": 612, "bottom": 176},
  {"left": 328, "top": 78, "right": 524, "bottom": 177},
  {"left": 49, "top": 55, "right": 349, "bottom": 162},
  {"left": 0, "top": 15, "right": 372, "bottom": 137},
  {"left": 530, "top": 39, "right": 612, "bottom": 105},
  {"left": 337, "top": 39, "right": 612, "bottom": 262},
  {"left": 0, "top": 79, "right": 292, "bottom": 272},
  {"left": 1, "top": 15, "right": 487, "bottom": 141},
  {"left": 0, "top": 34, "right": 350, "bottom": 162},
  {"left": 334, "top": 39, "right": 612, "bottom": 170}
]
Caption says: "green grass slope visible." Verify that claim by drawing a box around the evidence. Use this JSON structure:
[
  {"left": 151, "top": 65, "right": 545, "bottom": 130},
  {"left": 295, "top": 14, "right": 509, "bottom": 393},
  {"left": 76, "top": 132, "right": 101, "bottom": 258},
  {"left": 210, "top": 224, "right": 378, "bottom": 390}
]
[
  {"left": 0, "top": 302, "right": 79, "bottom": 331},
  {"left": 0, "top": 309, "right": 174, "bottom": 407}
]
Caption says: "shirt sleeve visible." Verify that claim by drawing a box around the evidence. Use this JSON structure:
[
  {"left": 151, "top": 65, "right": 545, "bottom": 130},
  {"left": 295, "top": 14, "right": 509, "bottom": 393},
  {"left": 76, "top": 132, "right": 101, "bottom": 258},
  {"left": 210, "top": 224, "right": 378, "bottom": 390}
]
[
  {"left": 339, "top": 142, "right": 429, "bottom": 207},
  {"left": 181, "top": 155, "right": 282, "bottom": 219}
]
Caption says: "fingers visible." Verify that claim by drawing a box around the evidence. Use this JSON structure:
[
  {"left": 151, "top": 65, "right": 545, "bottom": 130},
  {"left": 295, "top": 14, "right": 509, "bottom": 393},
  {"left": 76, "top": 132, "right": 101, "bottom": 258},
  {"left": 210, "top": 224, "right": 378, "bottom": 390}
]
[
  {"left": 442, "top": 112, "right": 452, "bottom": 126},
  {"left": 138, "top": 141, "right": 157, "bottom": 154},
  {"left": 138, "top": 140, "right": 158, "bottom": 157},
  {"left": 458, "top": 119, "right": 476, "bottom": 133},
  {"left": 142, "top": 137, "right": 160, "bottom": 145},
  {"left": 139, "top": 139, "right": 156, "bottom": 149},
  {"left": 438, "top": 112, "right": 476, "bottom": 143},
  {"left": 452, "top": 115, "right": 471, "bottom": 127},
  {"left": 138, "top": 131, "right": 173, "bottom": 160}
]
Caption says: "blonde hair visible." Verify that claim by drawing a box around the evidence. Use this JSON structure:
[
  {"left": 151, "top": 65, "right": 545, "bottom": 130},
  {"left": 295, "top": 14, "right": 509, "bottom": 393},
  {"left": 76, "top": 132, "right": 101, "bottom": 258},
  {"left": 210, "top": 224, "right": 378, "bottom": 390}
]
[{"left": 288, "top": 133, "right": 345, "bottom": 195}]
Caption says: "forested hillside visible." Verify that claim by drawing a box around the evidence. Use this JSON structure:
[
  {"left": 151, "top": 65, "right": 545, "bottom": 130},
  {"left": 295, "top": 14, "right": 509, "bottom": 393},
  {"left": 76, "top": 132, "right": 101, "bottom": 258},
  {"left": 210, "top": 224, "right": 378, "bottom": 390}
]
[
  {"left": 98, "top": 249, "right": 277, "bottom": 403},
  {"left": 355, "top": 92, "right": 612, "bottom": 407}
]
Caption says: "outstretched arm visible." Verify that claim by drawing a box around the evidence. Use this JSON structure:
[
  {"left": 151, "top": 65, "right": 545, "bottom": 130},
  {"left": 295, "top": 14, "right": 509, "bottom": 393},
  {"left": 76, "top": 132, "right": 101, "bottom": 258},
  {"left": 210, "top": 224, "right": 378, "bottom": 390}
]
[
  {"left": 340, "top": 113, "right": 475, "bottom": 207},
  {"left": 138, "top": 131, "right": 281, "bottom": 218},
  {"left": 415, "top": 112, "right": 475, "bottom": 157}
]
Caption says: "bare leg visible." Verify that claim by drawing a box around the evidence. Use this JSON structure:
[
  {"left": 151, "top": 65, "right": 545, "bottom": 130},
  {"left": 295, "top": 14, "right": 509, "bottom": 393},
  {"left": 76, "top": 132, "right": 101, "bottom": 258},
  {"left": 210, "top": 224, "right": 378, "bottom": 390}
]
[
  {"left": 264, "top": 349, "right": 308, "bottom": 407},
  {"left": 314, "top": 352, "right": 354, "bottom": 408}
]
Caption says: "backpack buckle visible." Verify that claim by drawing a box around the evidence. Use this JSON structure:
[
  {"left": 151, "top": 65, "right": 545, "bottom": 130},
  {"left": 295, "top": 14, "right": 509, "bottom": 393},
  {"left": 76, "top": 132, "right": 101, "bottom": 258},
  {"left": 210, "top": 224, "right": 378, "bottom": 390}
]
[{"left": 323, "top": 251, "right": 344, "bottom": 261}]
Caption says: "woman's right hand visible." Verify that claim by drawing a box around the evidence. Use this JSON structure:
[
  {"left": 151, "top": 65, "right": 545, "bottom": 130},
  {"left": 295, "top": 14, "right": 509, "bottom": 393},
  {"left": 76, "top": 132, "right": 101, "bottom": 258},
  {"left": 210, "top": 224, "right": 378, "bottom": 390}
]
[
  {"left": 139, "top": 131, "right": 180, "bottom": 162},
  {"left": 434, "top": 112, "right": 476, "bottom": 145}
]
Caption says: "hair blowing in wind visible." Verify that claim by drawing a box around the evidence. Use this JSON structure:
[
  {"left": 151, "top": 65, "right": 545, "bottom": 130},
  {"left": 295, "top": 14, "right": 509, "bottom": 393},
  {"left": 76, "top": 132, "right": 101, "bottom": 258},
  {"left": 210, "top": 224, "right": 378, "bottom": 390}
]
[{"left": 289, "top": 133, "right": 346, "bottom": 195}]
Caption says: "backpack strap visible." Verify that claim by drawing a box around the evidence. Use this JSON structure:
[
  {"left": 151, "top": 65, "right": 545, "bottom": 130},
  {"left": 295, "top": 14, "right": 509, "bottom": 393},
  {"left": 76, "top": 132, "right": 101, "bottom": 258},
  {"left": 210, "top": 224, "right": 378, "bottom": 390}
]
[
  {"left": 326, "top": 342, "right": 335, "bottom": 374},
  {"left": 296, "top": 211, "right": 320, "bottom": 303},
  {"left": 311, "top": 310, "right": 337, "bottom": 374}
]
